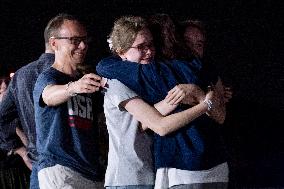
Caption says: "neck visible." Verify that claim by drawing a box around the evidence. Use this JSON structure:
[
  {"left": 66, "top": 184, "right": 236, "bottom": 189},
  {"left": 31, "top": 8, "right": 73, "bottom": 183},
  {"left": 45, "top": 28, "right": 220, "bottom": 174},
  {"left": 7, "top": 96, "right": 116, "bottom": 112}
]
[{"left": 45, "top": 49, "right": 55, "bottom": 54}]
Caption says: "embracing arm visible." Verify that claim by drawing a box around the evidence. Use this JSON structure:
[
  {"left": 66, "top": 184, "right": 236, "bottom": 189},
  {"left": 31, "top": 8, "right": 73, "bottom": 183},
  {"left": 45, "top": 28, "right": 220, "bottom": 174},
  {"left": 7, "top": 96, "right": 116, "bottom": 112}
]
[
  {"left": 122, "top": 94, "right": 211, "bottom": 136},
  {"left": 166, "top": 82, "right": 226, "bottom": 124},
  {"left": 207, "top": 77, "right": 226, "bottom": 124}
]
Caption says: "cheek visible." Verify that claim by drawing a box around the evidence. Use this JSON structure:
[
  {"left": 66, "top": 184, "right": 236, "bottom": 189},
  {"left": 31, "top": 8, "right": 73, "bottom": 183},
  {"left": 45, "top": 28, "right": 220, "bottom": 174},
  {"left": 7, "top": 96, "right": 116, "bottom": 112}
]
[{"left": 125, "top": 51, "right": 142, "bottom": 62}]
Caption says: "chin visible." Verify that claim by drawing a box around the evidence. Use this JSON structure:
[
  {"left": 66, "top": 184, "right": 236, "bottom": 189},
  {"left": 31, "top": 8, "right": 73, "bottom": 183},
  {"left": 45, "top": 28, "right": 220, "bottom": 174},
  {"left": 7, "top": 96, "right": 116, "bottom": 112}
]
[{"left": 140, "top": 59, "right": 152, "bottom": 64}]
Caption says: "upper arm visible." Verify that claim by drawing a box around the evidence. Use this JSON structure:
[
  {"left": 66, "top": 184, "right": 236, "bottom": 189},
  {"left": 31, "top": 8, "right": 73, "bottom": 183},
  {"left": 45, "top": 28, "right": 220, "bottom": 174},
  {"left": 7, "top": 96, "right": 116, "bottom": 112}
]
[
  {"left": 41, "top": 84, "right": 55, "bottom": 105},
  {"left": 33, "top": 72, "right": 57, "bottom": 107}
]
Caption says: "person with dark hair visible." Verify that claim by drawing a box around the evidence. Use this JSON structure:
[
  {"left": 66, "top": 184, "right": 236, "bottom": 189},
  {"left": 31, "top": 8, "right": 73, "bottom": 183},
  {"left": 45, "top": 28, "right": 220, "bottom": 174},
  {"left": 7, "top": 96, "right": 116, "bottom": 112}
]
[
  {"left": 0, "top": 14, "right": 55, "bottom": 189},
  {"left": 0, "top": 77, "right": 31, "bottom": 189},
  {"left": 179, "top": 19, "right": 233, "bottom": 103},
  {"left": 179, "top": 19, "right": 206, "bottom": 59},
  {"left": 148, "top": 13, "right": 193, "bottom": 61},
  {"left": 33, "top": 13, "right": 104, "bottom": 188},
  {"left": 148, "top": 14, "right": 229, "bottom": 189}
]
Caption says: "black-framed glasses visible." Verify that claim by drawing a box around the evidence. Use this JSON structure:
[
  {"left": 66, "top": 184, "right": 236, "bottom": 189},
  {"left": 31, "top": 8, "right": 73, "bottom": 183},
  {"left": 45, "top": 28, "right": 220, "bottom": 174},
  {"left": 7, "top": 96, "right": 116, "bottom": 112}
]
[
  {"left": 52, "top": 36, "right": 90, "bottom": 46},
  {"left": 130, "top": 42, "right": 155, "bottom": 52}
]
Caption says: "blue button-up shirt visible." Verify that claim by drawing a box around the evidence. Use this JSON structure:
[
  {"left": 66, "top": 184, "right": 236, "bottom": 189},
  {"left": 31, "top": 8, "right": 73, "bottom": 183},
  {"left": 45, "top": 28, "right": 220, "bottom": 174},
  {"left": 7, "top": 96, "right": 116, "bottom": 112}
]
[{"left": 0, "top": 53, "right": 54, "bottom": 161}]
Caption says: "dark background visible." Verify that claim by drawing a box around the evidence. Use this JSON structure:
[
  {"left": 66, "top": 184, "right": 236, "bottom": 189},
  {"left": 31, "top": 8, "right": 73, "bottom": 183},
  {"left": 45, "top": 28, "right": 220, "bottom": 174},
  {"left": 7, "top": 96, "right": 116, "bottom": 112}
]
[{"left": 0, "top": 0, "right": 283, "bottom": 188}]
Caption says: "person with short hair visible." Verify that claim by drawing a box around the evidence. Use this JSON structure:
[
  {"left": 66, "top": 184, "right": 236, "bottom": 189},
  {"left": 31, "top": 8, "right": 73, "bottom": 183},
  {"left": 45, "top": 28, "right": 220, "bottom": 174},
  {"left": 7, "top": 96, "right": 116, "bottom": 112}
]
[
  {"left": 0, "top": 15, "right": 55, "bottom": 189},
  {"left": 33, "top": 13, "right": 104, "bottom": 189},
  {"left": 97, "top": 16, "right": 218, "bottom": 189}
]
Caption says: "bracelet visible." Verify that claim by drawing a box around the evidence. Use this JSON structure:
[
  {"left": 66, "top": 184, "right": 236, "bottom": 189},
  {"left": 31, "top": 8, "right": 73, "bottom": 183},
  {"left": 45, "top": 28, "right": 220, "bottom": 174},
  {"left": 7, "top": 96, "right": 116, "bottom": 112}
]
[
  {"left": 203, "top": 99, "right": 213, "bottom": 111},
  {"left": 66, "top": 82, "right": 77, "bottom": 97}
]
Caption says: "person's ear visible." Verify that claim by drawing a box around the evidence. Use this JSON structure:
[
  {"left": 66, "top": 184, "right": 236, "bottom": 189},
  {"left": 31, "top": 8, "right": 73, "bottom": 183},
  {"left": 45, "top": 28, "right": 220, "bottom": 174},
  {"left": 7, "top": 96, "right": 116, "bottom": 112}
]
[{"left": 49, "top": 37, "right": 57, "bottom": 51}]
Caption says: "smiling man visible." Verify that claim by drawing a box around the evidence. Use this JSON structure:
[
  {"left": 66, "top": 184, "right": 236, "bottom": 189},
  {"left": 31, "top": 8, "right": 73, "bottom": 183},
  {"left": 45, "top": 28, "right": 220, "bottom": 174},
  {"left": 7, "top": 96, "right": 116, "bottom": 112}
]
[{"left": 33, "top": 13, "right": 104, "bottom": 189}]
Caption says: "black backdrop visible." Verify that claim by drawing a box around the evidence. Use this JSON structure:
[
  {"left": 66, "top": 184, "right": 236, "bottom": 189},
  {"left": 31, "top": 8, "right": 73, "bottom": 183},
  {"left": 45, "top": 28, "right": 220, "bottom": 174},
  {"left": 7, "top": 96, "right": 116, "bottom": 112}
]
[{"left": 1, "top": 0, "right": 283, "bottom": 188}]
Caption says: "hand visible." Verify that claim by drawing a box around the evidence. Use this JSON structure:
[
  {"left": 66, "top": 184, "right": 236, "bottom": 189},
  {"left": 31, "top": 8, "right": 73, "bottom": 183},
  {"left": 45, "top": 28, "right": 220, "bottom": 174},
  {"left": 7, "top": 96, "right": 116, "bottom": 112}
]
[
  {"left": 71, "top": 73, "right": 102, "bottom": 94},
  {"left": 205, "top": 88, "right": 222, "bottom": 109},
  {"left": 165, "top": 85, "right": 186, "bottom": 105},
  {"left": 168, "top": 84, "right": 206, "bottom": 105},
  {"left": 204, "top": 88, "right": 226, "bottom": 124},
  {"left": 14, "top": 146, "right": 32, "bottom": 170},
  {"left": 204, "top": 90, "right": 214, "bottom": 103}
]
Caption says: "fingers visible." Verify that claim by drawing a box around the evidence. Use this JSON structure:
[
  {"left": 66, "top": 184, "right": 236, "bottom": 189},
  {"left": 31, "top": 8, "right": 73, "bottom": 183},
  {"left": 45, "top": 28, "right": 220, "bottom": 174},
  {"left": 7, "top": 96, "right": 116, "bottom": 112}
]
[
  {"left": 83, "top": 73, "right": 102, "bottom": 81},
  {"left": 76, "top": 73, "right": 102, "bottom": 93},
  {"left": 166, "top": 87, "right": 185, "bottom": 105},
  {"left": 165, "top": 87, "right": 176, "bottom": 99}
]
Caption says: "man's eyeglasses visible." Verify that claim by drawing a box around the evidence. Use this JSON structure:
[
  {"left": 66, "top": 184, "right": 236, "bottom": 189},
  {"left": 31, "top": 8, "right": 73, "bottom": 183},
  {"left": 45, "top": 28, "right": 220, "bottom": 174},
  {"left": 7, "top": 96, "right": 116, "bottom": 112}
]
[
  {"left": 52, "top": 36, "right": 90, "bottom": 46},
  {"left": 130, "top": 42, "right": 154, "bottom": 52}
]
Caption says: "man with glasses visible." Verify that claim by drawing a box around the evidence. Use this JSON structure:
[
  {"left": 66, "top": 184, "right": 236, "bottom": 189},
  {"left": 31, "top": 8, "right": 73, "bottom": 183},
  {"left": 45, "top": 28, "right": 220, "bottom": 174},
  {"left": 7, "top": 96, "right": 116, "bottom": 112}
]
[{"left": 33, "top": 13, "right": 104, "bottom": 188}]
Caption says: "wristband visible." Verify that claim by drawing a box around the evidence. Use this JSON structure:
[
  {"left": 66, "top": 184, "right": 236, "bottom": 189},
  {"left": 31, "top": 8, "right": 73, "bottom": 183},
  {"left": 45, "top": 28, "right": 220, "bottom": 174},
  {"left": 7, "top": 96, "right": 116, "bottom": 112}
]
[
  {"left": 66, "top": 82, "right": 77, "bottom": 97},
  {"left": 203, "top": 99, "right": 213, "bottom": 111}
]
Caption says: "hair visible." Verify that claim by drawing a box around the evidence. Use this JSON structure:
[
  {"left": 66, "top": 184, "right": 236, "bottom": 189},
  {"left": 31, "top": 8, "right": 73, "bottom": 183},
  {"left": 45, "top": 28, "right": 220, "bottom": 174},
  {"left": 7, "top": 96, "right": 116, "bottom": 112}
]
[
  {"left": 44, "top": 13, "right": 82, "bottom": 43},
  {"left": 109, "top": 16, "right": 148, "bottom": 54},
  {"left": 148, "top": 13, "right": 193, "bottom": 60}
]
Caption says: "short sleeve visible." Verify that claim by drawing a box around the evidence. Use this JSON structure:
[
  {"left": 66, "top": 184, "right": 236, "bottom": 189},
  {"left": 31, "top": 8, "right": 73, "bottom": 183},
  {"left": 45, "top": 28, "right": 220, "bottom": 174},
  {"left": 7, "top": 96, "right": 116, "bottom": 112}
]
[
  {"left": 33, "top": 70, "right": 57, "bottom": 106},
  {"left": 104, "top": 79, "right": 138, "bottom": 108}
]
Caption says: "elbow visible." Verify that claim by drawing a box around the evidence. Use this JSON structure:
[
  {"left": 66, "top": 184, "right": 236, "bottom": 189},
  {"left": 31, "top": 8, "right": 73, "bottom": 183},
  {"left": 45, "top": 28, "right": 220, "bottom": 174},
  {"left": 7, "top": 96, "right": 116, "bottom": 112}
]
[
  {"left": 156, "top": 130, "right": 167, "bottom": 137},
  {"left": 42, "top": 96, "right": 55, "bottom": 107},
  {"left": 154, "top": 125, "right": 170, "bottom": 136},
  {"left": 147, "top": 119, "right": 173, "bottom": 136},
  {"left": 43, "top": 98, "right": 52, "bottom": 106}
]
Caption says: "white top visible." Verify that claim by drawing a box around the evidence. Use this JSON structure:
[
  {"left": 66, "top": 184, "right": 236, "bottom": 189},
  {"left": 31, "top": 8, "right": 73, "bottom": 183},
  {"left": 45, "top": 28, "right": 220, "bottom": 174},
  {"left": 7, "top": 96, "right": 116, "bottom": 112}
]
[
  {"left": 155, "top": 162, "right": 229, "bottom": 189},
  {"left": 103, "top": 79, "right": 155, "bottom": 186}
]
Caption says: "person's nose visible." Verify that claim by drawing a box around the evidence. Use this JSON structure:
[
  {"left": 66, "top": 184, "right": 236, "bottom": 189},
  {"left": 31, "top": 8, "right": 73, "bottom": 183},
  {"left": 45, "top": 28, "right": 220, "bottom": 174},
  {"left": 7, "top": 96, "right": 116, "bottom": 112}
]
[{"left": 78, "top": 40, "right": 88, "bottom": 49}]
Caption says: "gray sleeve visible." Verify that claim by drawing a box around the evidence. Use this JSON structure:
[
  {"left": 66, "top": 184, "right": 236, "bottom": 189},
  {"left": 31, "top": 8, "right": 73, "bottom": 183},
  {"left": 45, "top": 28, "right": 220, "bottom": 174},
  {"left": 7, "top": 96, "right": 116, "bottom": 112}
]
[{"left": 105, "top": 79, "right": 139, "bottom": 108}]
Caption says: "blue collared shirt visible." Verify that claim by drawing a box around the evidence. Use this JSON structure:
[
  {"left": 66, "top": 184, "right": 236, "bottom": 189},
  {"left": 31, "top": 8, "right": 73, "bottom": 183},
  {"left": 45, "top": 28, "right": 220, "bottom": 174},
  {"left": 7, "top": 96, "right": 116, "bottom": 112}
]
[{"left": 0, "top": 53, "right": 54, "bottom": 161}]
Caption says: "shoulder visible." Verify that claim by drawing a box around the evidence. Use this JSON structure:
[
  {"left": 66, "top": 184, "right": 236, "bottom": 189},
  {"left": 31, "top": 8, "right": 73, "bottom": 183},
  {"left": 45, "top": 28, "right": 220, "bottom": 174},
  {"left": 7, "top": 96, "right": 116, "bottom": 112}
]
[
  {"left": 36, "top": 67, "right": 60, "bottom": 86},
  {"left": 107, "top": 79, "right": 131, "bottom": 90},
  {"left": 106, "top": 79, "right": 133, "bottom": 92},
  {"left": 104, "top": 79, "right": 138, "bottom": 105},
  {"left": 13, "top": 53, "right": 53, "bottom": 78}
]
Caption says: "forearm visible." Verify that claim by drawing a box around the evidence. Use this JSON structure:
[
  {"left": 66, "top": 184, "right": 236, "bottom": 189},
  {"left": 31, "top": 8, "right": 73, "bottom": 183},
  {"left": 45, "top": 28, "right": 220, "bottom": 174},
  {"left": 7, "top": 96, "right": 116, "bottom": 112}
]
[
  {"left": 125, "top": 97, "right": 208, "bottom": 136},
  {"left": 154, "top": 101, "right": 208, "bottom": 136},
  {"left": 42, "top": 83, "right": 72, "bottom": 106},
  {"left": 140, "top": 99, "right": 178, "bottom": 130},
  {"left": 16, "top": 127, "right": 28, "bottom": 147},
  {"left": 154, "top": 99, "right": 178, "bottom": 116},
  {"left": 42, "top": 73, "right": 101, "bottom": 107}
]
